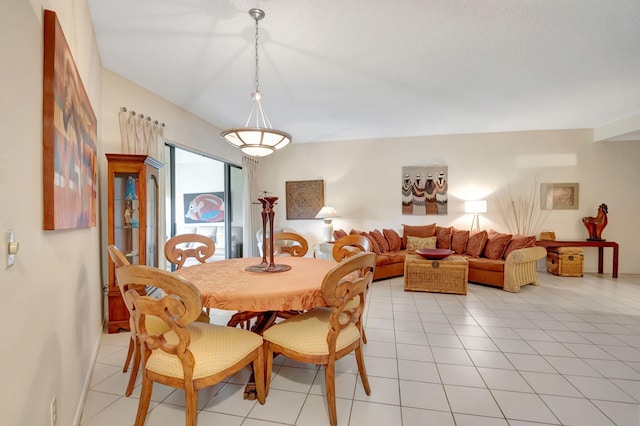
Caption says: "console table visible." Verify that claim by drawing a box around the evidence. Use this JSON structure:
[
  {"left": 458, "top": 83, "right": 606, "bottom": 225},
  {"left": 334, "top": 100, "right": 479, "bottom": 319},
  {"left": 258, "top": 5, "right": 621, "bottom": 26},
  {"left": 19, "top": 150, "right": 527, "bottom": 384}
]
[{"left": 536, "top": 240, "right": 619, "bottom": 278}]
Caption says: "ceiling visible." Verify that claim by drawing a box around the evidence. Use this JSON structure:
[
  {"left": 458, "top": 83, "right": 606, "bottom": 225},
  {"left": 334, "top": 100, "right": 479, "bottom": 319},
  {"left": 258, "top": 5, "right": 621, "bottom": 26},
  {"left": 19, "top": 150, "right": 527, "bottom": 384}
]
[{"left": 88, "top": 0, "right": 640, "bottom": 144}]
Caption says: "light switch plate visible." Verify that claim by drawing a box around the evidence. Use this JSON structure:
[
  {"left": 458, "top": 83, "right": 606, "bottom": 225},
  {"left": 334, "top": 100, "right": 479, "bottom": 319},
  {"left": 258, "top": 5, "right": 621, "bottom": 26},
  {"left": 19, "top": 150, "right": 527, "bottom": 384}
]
[{"left": 5, "top": 230, "right": 15, "bottom": 268}]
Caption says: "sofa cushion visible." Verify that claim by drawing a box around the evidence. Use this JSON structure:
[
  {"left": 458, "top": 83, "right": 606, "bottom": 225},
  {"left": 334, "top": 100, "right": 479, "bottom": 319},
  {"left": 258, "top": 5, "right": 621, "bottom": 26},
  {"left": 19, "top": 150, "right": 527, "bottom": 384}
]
[
  {"left": 467, "top": 256, "right": 505, "bottom": 272},
  {"left": 370, "top": 229, "right": 390, "bottom": 252},
  {"left": 466, "top": 230, "right": 488, "bottom": 257},
  {"left": 374, "top": 253, "right": 393, "bottom": 266},
  {"left": 435, "top": 226, "right": 453, "bottom": 249},
  {"left": 503, "top": 235, "right": 537, "bottom": 259},
  {"left": 386, "top": 250, "right": 408, "bottom": 264},
  {"left": 333, "top": 229, "right": 347, "bottom": 241},
  {"left": 383, "top": 228, "right": 402, "bottom": 251},
  {"left": 402, "top": 223, "right": 436, "bottom": 249},
  {"left": 366, "top": 232, "right": 383, "bottom": 254},
  {"left": 406, "top": 236, "right": 437, "bottom": 250},
  {"left": 451, "top": 228, "right": 470, "bottom": 254},
  {"left": 483, "top": 230, "right": 513, "bottom": 260}
]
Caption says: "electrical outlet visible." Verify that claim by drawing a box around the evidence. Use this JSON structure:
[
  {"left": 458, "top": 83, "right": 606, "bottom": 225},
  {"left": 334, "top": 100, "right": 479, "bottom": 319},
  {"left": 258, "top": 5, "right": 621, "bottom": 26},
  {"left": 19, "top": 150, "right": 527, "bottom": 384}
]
[{"left": 50, "top": 397, "right": 57, "bottom": 426}]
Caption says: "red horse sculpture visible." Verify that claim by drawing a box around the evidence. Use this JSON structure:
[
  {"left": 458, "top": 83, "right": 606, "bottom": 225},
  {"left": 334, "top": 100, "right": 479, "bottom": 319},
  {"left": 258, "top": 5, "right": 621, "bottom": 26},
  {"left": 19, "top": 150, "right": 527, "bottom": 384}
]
[{"left": 582, "top": 203, "right": 608, "bottom": 241}]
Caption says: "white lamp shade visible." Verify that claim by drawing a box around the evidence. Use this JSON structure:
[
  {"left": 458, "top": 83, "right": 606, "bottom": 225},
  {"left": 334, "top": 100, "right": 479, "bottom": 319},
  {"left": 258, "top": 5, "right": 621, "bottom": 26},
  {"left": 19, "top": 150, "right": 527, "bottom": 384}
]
[
  {"left": 464, "top": 200, "right": 487, "bottom": 214},
  {"left": 315, "top": 206, "right": 337, "bottom": 219}
]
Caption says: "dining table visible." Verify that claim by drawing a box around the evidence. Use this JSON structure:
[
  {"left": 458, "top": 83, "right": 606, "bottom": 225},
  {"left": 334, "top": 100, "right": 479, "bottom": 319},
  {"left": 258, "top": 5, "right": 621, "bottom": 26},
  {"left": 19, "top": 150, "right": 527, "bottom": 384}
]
[{"left": 174, "top": 256, "right": 337, "bottom": 398}]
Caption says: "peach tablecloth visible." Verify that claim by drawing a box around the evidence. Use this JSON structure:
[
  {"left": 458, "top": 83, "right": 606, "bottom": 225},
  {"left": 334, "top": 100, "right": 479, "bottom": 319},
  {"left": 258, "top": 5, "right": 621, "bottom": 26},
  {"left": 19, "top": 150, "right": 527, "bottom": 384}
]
[{"left": 175, "top": 257, "right": 336, "bottom": 312}]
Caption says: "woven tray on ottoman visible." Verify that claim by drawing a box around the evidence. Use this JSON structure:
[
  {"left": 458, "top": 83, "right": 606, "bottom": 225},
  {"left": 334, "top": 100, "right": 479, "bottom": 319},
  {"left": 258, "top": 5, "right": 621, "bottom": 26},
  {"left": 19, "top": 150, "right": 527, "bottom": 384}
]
[
  {"left": 547, "top": 247, "right": 584, "bottom": 277},
  {"left": 404, "top": 253, "right": 469, "bottom": 295}
]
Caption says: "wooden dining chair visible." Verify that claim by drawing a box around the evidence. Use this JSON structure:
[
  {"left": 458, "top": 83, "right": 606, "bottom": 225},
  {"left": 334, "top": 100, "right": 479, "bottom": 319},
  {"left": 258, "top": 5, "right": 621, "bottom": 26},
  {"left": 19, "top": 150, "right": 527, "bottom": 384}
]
[
  {"left": 109, "top": 245, "right": 209, "bottom": 396},
  {"left": 331, "top": 234, "right": 371, "bottom": 262},
  {"left": 116, "top": 264, "right": 266, "bottom": 426},
  {"left": 331, "top": 234, "right": 373, "bottom": 343},
  {"left": 108, "top": 245, "right": 171, "bottom": 396},
  {"left": 165, "top": 233, "right": 217, "bottom": 315},
  {"left": 264, "top": 231, "right": 309, "bottom": 257},
  {"left": 262, "top": 252, "right": 375, "bottom": 426},
  {"left": 164, "top": 233, "right": 216, "bottom": 269}
]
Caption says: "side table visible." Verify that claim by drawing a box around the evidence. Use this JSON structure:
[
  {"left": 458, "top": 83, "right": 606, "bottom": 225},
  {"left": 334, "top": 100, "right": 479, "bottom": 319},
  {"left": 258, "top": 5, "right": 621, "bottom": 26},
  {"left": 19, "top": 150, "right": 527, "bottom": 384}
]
[
  {"left": 404, "top": 253, "right": 469, "bottom": 295},
  {"left": 313, "top": 241, "right": 335, "bottom": 261}
]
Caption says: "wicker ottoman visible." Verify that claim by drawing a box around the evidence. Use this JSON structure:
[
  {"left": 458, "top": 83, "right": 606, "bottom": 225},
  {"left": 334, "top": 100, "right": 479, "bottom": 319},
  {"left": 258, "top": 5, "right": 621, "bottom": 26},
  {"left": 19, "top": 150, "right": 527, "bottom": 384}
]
[{"left": 404, "top": 253, "right": 469, "bottom": 295}]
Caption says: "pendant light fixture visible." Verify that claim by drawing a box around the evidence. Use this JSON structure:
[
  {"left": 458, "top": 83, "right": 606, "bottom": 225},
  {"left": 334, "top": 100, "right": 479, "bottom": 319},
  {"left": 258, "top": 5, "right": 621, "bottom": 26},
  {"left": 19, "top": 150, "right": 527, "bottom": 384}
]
[{"left": 220, "top": 8, "right": 292, "bottom": 157}]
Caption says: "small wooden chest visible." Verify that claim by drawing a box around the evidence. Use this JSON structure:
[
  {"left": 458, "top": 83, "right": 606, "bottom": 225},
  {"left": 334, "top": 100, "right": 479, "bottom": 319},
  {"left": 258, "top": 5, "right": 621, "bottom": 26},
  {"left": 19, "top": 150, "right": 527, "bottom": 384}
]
[{"left": 547, "top": 247, "right": 584, "bottom": 277}]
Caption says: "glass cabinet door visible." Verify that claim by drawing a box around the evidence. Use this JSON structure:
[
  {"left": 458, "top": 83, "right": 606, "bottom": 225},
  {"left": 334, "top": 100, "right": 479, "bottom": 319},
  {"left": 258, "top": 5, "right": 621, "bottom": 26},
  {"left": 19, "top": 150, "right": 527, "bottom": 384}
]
[
  {"left": 113, "top": 172, "right": 141, "bottom": 265},
  {"left": 146, "top": 173, "right": 158, "bottom": 267}
]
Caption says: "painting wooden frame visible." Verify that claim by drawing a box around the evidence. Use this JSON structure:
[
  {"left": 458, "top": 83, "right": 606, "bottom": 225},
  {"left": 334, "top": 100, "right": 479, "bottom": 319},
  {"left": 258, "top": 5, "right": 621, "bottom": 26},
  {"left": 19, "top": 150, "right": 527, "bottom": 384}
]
[
  {"left": 43, "top": 10, "right": 97, "bottom": 230},
  {"left": 285, "top": 180, "right": 324, "bottom": 219},
  {"left": 540, "top": 182, "right": 579, "bottom": 210}
]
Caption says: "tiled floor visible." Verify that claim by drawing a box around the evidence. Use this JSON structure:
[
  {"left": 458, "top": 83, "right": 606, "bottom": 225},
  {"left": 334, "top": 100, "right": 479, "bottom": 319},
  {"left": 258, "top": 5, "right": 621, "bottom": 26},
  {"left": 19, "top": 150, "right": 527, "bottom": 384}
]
[{"left": 81, "top": 272, "right": 640, "bottom": 425}]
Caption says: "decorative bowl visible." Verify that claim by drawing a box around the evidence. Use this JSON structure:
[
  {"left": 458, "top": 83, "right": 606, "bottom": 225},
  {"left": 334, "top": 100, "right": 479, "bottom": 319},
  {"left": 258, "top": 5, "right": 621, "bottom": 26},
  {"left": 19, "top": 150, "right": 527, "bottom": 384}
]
[{"left": 415, "top": 248, "right": 455, "bottom": 260}]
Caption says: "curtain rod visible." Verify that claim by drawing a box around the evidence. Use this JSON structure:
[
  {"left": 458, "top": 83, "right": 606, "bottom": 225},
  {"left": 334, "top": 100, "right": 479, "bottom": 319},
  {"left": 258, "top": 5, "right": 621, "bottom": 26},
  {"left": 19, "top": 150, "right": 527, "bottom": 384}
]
[{"left": 120, "top": 106, "right": 166, "bottom": 127}]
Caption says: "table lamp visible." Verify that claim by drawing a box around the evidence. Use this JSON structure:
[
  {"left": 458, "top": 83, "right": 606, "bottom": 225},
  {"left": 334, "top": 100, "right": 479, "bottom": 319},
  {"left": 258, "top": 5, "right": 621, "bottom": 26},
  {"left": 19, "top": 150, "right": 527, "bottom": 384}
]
[
  {"left": 315, "top": 206, "right": 338, "bottom": 242},
  {"left": 465, "top": 200, "right": 487, "bottom": 231}
]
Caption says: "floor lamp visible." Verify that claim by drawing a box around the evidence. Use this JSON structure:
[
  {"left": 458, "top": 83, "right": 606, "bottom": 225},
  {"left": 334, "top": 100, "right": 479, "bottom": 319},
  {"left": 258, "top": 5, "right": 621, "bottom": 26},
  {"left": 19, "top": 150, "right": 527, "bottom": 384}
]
[
  {"left": 315, "top": 206, "right": 338, "bottom": 242},
  {"left": 465, "top": 200, "right": 487, "bottom": 231}
]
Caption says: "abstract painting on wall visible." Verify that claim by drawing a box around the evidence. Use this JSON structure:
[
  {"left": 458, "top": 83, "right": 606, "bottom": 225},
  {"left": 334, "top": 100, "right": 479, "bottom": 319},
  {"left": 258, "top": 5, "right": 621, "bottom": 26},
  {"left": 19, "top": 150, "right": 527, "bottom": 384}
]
[
  {"left": 402, "top": 166, "right": 448, "bottom": 215},
  {"left": 42, "top": 10, "right": 97, "bottom": 230}
]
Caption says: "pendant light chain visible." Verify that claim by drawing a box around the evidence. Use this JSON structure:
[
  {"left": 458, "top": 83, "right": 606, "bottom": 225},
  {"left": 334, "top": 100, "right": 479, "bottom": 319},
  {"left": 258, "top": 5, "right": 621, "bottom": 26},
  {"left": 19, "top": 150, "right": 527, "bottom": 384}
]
[{"left": 254, "top": 15, "right": 260, "bottom": 94}]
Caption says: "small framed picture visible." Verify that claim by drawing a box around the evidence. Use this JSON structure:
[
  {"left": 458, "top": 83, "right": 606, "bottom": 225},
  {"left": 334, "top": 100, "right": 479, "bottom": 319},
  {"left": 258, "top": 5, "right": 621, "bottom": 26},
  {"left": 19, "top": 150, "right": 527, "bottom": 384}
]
[{"left": 540, "top": 183, "right": 579, "bottom": 210}]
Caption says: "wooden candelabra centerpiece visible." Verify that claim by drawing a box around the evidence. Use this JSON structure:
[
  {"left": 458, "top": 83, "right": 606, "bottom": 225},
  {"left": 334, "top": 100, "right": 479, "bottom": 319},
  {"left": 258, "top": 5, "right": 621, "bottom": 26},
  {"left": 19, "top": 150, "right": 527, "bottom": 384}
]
[{"left": 246, "top": 196, "right": 291, "bottom": 273}]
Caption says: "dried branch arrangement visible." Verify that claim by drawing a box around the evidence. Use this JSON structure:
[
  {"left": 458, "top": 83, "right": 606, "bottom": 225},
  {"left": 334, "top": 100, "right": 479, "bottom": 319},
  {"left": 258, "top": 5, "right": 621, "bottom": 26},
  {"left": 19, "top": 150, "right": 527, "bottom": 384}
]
[{"left": 494, "top": 183, "right": 550, "bottom": 236}]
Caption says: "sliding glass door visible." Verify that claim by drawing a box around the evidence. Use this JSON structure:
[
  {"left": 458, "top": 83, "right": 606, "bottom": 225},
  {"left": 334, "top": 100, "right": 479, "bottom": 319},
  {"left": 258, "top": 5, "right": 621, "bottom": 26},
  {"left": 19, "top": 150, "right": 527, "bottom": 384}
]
[{"left": 164, "top": 144, "right": 243, "bottom": 269}]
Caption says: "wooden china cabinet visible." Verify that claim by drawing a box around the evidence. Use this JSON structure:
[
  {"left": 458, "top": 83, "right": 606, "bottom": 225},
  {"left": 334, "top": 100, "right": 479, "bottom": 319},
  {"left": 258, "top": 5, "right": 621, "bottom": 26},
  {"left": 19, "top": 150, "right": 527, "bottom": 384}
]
[{"left": 106, "top": 154, "right": 162, "bottom": 333}]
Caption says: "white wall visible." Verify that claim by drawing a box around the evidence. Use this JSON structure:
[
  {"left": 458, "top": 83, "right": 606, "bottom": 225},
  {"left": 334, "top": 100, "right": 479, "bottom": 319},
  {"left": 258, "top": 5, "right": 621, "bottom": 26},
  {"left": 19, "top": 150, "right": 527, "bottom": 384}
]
[
  {"left": 0, "top": 1, "right": 102, "bottom": 425},
  {"left": 258, "top": 130, "right": 640, "bottom": 274}
]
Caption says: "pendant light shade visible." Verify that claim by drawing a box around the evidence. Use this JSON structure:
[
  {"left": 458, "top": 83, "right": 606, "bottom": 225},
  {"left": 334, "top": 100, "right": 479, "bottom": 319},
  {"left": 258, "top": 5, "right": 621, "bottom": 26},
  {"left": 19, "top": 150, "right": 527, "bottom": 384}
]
[{"left": 221, "top": 9, "right": 292, "bottom": 157}]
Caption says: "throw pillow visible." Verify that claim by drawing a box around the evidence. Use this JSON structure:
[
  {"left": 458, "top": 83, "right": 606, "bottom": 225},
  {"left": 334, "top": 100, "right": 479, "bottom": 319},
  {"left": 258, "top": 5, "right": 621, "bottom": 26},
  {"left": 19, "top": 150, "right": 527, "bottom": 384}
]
[
  {"left": 366, "top": 232, "right": 382, "bottom": 254},
  {"left": 435, "top": 226, "right": 453, "bottom": 249},
  {"left": 451, "top": 228, "right": 470, "bottom": 254},
  {"left": 503, "top": 234, "right": 537, "bottom": 259},
  {"left": 383, "top": 228, "right": 402, "bottom": 251},
  {"left": 483, "top": 230, "right": 513, "bottom": 260},
  {"left": 370, "top": 229, "right": 390, "bottom": 252},
  {"left": 466, "top": 230, "right": 488, "bottom": 257},
  {"left": 402, "top": 223, "right": 436, "bottom": 249},
  {"left": 406, "top": 236, "right": 437, "bottom": 251},
  {"left": 333, "top": 229, "right": 347, "bottom": 241}
]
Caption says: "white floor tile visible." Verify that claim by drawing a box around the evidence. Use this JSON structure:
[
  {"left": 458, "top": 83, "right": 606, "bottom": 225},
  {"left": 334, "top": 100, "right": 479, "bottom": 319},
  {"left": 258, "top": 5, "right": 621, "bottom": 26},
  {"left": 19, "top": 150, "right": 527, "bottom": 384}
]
[
  {"left": 349, "top": 400, "right": 403, "bottom": 426},
  {"left": 354, "top": 375, "right": 400, "bottom": 405},
  {"left": 467, "top": 350, "right": 514, "bottom": 369},
  {"left": 519, "top": 371, "right": 581, "bottom": 397},
  {"left": 431, "top": 346, "right": 474, "bottom": 366},
  {"left": 453, "top": 413, "right": 509, "bottom": 425},
  {"left": 591, "top": 400, "right": 640, "bottom": 426},
  {"left": 541, "top": 394, "right": 616, "bottom": 426},
  {"left": 444, "top": 385, "right": 502, "bottom": 417},
  {"left": 477, "top": 367, "right": 532, "bottom": 392},
  {"left": 245, "top": 388, "right": 306, "bottom": 424},
  {"left": 399, "top": 380, "right": 449, "bottom": 411},
  {"left": 438, "top": 364, "right": 486, "bottom": 388},
  {"left": 402, "top": 406, "right": 455, "bottom": 425},
  {"left": 295, "top": 393, "right": 352, "bottom": 426},
  {"left": 398, "top": 359, "right": 440, "bottom": 383},
  {"left": 564, "top": 375, "right": 637, "bottom": 403},
  {"left": 491, "top": 390, "right": 558, "bottom": 424}
]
